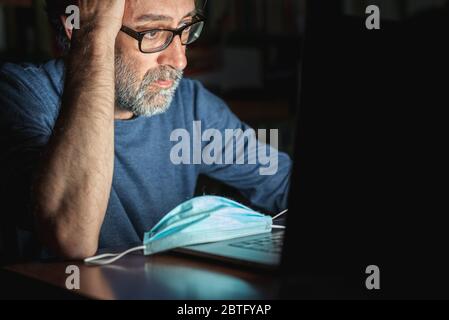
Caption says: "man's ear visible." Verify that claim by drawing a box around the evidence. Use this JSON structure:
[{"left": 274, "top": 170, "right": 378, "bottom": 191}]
[{"left": 60, "top": 15, "right": 73, "bottom": 40}]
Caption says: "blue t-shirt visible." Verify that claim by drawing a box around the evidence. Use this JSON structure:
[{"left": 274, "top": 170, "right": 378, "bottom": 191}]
[{"left": 0, "top": 59, "right": 291, "bottom": 258}]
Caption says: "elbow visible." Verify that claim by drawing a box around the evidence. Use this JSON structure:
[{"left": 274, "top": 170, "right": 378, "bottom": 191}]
[
  {"left": 32, "top": 192, "right": 103, "bottom": 260},
  {"left": 55, "top": 240, "right": 98, "bottom": 261},
  {"left": 48, "top": 230, "right": 98, "bottom": 260},
  {"left": 34, "top": 211, "right": 99, "bottom": 261}
]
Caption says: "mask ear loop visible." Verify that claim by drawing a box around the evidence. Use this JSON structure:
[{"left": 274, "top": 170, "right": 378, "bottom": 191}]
[
  {"left": 84, "top": 245, "right": 145, "bottom": 266},
  {"left": 272, "top": 209, "right": 288, "bottom": 229}
]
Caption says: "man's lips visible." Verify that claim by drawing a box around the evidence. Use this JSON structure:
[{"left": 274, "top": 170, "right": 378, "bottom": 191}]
[{"left": 154, "top": 80, "right": 174, "bottom": 89}]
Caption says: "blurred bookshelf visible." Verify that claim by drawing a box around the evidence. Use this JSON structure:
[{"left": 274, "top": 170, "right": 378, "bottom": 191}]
[{"left": 0, "top": 0, "right": 55, "bottom": 63}]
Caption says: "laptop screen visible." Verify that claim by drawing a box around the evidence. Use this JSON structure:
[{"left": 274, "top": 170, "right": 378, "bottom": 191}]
[{"left": 281, "top": 0, "right": 449, "bottom": 299}]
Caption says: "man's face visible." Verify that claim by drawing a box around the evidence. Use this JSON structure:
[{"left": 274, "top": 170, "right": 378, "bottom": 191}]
[{"left": 115, "top": 0, "right": 195, "bottom": 117}]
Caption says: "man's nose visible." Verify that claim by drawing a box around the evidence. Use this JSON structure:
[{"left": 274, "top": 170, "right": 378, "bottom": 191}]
[{"left": 157, "top": 36, "right": 188, "bottom": 71}]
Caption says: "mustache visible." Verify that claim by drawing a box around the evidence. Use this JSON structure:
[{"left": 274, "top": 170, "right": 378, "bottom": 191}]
[{"left": 142, "top": 66, "right": 183, "bottom": 86}]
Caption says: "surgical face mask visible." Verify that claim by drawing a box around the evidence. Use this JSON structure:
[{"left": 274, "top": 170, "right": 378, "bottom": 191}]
[{"left": 85, "top": 196, "right": 287, "bottom": 265}]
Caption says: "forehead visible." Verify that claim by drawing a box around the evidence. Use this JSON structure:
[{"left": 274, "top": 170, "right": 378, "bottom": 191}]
[{"left": 124, "top": 0, "right": 197, "bottom": 24}]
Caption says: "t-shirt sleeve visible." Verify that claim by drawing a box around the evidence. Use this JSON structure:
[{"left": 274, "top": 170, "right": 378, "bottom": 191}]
[
  {"left": 0, "top": 65, "right": 56, "bottom": 231},
  {"left": 191, "top": 81, "right": 292, "bottom": 214}
]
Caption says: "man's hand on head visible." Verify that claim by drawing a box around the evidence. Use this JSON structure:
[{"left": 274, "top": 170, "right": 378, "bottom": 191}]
[{"left": 76, "top": 0, "right": 126, "bottom": 41}]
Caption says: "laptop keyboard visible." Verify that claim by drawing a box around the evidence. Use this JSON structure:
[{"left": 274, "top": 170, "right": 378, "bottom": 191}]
[{"left": 228, "top": 232, "right": 284, "bottom": 254}]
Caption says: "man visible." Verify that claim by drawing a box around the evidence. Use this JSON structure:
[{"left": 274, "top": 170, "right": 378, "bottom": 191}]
[{"left": 0, "top": 0, "right": 291, "bottom": 260}]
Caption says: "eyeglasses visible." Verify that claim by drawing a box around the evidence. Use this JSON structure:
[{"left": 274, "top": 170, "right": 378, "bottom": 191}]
[{"left": 120, "top": 15, "right": 206, "bottom": 54}]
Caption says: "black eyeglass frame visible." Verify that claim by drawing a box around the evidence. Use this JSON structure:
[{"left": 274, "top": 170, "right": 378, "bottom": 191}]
[{"left": 120, "top": 14, "right": 206, "bottom": 54}]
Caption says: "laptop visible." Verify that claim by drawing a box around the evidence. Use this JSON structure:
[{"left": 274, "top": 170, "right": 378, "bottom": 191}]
[
  {"left": 174, "top": 228, "right": 285, "bottom": 270},
  {"left": 175, "top": 0, "right": 449, "bottom": 298}
]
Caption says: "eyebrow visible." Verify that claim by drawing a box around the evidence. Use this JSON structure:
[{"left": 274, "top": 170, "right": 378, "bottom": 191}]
[{"left": 135, "top": 9, "right": 198, "bottom": 24}]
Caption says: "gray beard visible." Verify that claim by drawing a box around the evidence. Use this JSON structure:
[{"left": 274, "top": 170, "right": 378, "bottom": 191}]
[{"left": 114, "top": 53, "right": 183, "bottom": 118}]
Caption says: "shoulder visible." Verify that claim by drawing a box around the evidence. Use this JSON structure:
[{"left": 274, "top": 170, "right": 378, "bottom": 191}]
[
  {"left": 177, "top": 78, "right": 227, "bottom": 107},
  {"left": 175, "top": 78, "right": 237, "bottom": 128},
  {"left": 0, "top": 59, "right": 64, "bottom": 96},
  {"left": 0, "top": 59, "right": 64, "bottom": 128}
]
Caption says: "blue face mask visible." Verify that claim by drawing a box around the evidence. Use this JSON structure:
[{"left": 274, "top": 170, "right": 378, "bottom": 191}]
[{"left": 85, "top": 196, "right": 287, "bottom": 265}]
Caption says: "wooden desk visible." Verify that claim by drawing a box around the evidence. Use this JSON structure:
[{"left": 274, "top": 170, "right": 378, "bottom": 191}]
[{"left": 1, "top": 252, "right": 281, "bottom": 300}]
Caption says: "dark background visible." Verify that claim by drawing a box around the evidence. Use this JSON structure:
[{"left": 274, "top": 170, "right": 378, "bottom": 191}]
[{"left": 281, "top": 0, "right": 449, "bottom": 298}]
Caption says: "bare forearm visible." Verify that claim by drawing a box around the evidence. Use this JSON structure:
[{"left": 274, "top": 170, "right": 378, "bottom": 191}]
[{"left": 33, "top": 31, "right": 116, "bottom": 259}]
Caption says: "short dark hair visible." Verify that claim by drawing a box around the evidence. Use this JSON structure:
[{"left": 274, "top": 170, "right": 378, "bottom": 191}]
[{"left": 46, "top": 0, "right": 75, "bottom": 55}]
